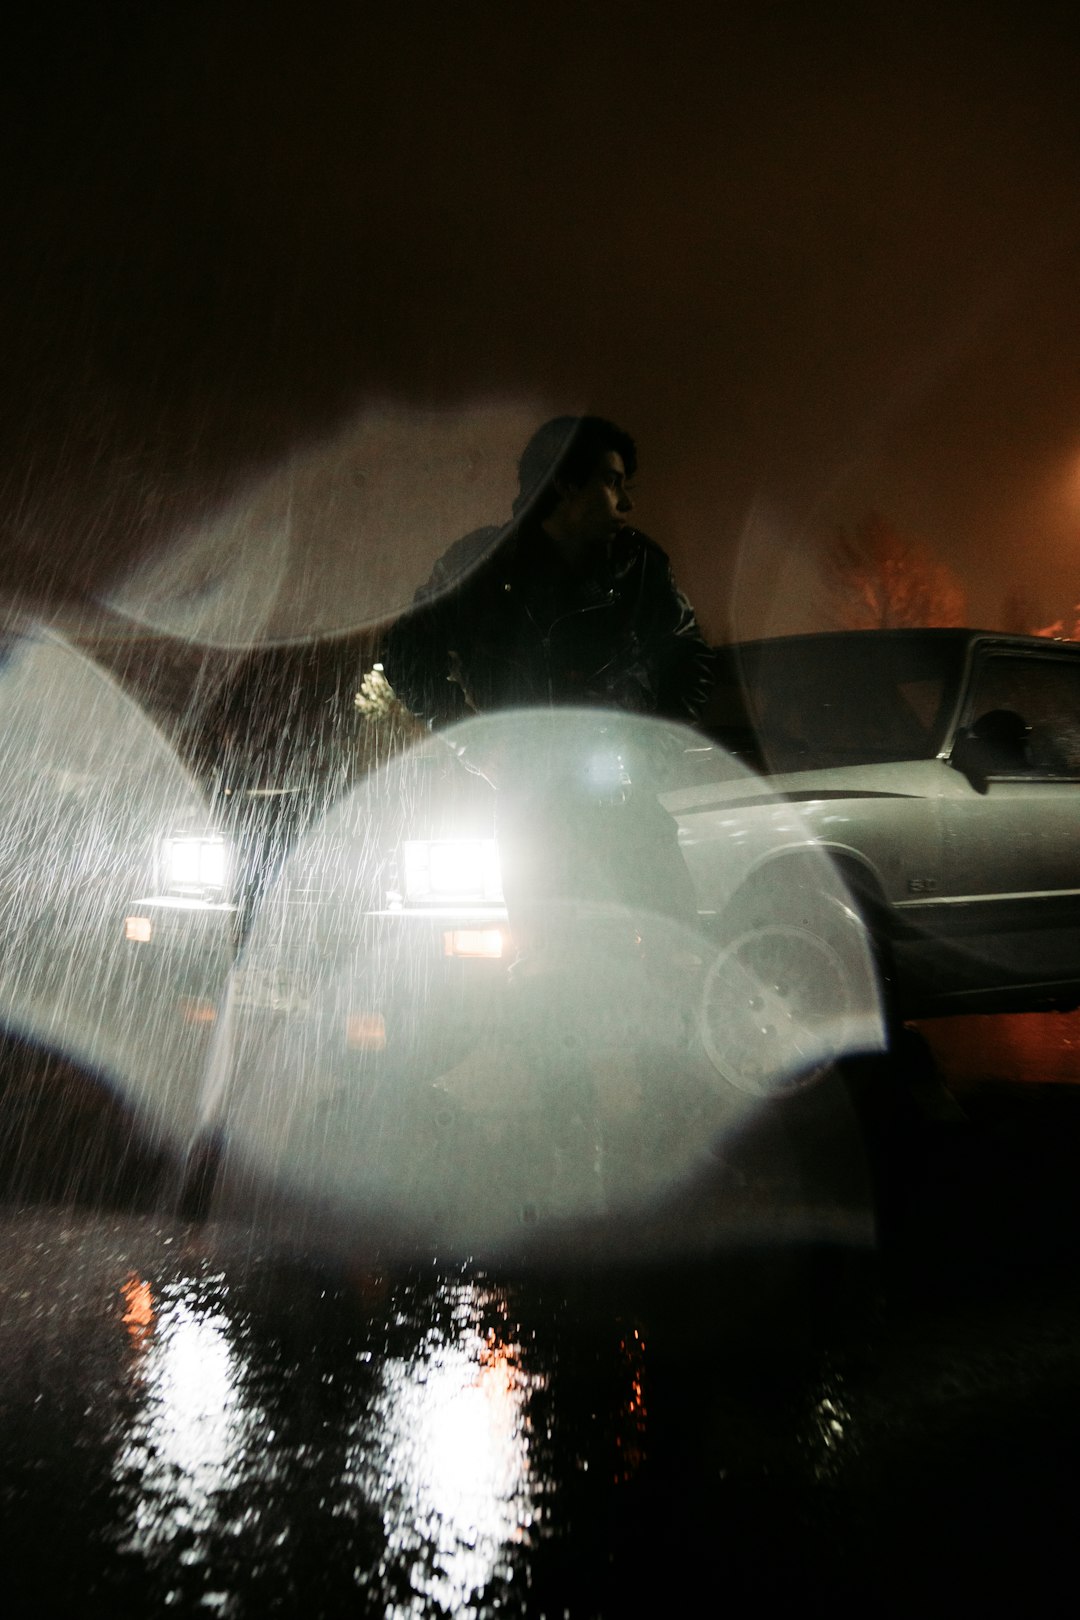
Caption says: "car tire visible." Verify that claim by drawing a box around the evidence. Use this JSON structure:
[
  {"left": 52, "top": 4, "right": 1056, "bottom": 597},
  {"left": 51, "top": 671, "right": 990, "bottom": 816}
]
[{"left": 699, "top": 882, "right": 883, "bottom": 1098}]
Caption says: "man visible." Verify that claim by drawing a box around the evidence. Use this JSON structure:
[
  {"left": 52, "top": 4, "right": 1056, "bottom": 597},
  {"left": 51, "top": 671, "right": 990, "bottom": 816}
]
[
  {"left": 385, "top": 415, "right": 715, "bottom": 953},
  {"left": 386, "top": 416, "right": 714, "bottom": 726}
]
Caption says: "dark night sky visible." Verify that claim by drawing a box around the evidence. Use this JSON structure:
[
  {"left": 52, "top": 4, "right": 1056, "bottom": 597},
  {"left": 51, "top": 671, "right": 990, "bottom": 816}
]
[{"left": 3, "top": 1, "right": 1080, "bottom": 644}]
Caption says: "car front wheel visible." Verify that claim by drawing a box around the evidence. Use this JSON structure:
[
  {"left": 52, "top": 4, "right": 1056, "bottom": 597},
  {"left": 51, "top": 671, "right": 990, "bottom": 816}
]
[{"left": 699, "top": 888, "right": 883, "bottom": 1098}]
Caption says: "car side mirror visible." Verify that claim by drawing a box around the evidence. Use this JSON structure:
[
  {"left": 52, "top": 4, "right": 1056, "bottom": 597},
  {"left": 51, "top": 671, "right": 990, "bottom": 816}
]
[{"left": 950, "top": 708, "right": 1031, "bottom": 793}]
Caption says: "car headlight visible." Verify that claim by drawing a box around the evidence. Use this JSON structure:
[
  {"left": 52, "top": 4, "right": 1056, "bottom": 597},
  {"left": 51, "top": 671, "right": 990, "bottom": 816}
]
[
  {"left": 162, "top": 835, "right": 230, "bottom": 897},
  {"left": 400, "top": 838, "right": 503, "bottom": 903}
]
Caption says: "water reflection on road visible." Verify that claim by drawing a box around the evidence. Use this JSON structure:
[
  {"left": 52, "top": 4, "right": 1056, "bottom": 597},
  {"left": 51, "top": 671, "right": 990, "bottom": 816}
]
[
  {"left": 106, "top": 1260, "right": 556, "bottom": 1615},
  {"left": 8, "top": 1065, "right": 1080, "bottom": 1620},
  {"left": 358, "top": 1282, "right": 546, "bottom": 1616},
  {"left": 2, "top": 1213, "right": 678, "bottom": 1615},
  {"left": 113, "top": 1270, "right": 262, "bottom": 1569}
]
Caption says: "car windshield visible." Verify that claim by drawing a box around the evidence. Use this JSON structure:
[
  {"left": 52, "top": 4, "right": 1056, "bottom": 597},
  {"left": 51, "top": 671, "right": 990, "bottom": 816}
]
[{"left": 702, "top": 632, "right": 967, "bottom": 773}]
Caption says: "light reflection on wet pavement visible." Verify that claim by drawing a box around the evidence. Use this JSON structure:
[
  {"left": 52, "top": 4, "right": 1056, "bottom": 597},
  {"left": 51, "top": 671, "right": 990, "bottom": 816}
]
[
  {"left": 0, "top": 1204, "right": 857, "bottom": 1617},
  {"left": 0, "top": 1211, "right": 661, "bottom": 1617},
  {"left": 5, "top": 1075, "right": 1080, "bottom": 1615}
]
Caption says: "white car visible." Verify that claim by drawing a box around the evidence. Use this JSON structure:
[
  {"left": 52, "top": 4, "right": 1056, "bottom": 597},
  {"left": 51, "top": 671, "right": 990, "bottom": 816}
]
[
  {"left": 117, "top": 627, "right": 1080, "bottom": 1246},
  {"left": 347, "top": 629, "right": 1080, "bottom": 1088},
  {"left": 682, "top": 629, "right": 1080, "bottom": 1062},
  {"left": 127, "top": 627, "right": 1080, "bottom": 1097}
]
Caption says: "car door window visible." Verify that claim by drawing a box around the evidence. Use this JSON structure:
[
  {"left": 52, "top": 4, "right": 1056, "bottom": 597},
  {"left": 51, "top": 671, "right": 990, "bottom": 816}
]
[
  {"left": 933, "top": 651, "right": 1080, "bottom": 990},
  {"left": 965, "top": 655, "right": 1080, "bottom": 777}
]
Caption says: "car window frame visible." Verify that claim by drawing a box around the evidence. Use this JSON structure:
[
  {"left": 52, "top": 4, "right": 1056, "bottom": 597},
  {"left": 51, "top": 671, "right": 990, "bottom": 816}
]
[{"left": 950, "top": 640, "right": 1080, "bottom": 783}]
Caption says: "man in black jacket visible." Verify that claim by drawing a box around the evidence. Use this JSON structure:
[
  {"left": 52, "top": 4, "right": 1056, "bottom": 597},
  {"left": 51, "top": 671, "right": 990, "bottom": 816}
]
[
  {"left": 386, "top": 416, "right": 713, "bottom": 726},
  {"left": 385, "top": 416, "right": 714, "bottom": 958}
]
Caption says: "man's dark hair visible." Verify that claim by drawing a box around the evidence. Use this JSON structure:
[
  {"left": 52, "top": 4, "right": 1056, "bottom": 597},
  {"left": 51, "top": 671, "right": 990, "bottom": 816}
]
[{"left": 513, "top": 416, "right": 637, "bottom": 520}]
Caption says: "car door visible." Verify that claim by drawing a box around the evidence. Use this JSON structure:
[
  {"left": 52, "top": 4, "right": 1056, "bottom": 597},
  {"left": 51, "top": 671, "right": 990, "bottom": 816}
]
[{"left": 934, "top": 646, "right": 1080, "bottom": 998}]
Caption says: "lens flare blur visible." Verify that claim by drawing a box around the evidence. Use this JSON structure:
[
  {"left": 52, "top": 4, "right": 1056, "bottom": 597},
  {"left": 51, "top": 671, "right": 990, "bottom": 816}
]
[
  {"left": 101, "top": 401, "right": 554, "bottom": 647},
  {"left": 204, "top": 709, "right": 883, "bottom": 1259},
  {"left": 0, "top": 629, "right": 233, "bottom": 1147}
]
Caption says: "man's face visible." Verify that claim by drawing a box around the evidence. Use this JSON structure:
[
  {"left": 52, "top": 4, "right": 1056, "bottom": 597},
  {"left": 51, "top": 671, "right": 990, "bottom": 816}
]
[{"left": 555, "top": 451, "right": 635, "bottom": 550}]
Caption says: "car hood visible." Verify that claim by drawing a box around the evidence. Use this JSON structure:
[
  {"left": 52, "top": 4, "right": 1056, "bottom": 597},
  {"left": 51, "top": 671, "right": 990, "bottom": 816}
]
[{"left": 660, "top": 757, "right": 947, "bottom": 817}]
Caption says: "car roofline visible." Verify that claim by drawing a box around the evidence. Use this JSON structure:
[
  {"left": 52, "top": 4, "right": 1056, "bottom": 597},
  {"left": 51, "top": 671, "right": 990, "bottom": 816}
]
[{"left": 711, "top": 627, "right": 1072, "bottom": 656}]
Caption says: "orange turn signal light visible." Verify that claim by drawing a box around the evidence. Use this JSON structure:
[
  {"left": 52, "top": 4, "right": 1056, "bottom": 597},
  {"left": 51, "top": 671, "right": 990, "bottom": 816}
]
[
  {"left": 346, "top": 1013, "right": 387, "bottom": 1051},
  {"left": 179, "top": 998, "right": 218, "bottom": 1026},
  {"left": 442, "top": 928, "right": 506, "bottom": 960}
]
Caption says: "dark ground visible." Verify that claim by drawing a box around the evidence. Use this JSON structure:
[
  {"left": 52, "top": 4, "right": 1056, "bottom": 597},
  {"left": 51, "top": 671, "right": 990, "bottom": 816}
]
[{"left": 1, "top": 1026, "right": 1079, "bottom": 1618}]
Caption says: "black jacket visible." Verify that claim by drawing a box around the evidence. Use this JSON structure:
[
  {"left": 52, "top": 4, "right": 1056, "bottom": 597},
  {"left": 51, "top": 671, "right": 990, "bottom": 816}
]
[{"left": 386, "top": 518, "right": 715, "bottom": 727}]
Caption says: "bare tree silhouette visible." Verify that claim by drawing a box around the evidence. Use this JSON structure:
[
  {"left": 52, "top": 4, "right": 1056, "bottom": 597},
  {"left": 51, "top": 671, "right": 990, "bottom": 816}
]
[{"left": 826, "top": 512, "right": 967, "bottom": 629}]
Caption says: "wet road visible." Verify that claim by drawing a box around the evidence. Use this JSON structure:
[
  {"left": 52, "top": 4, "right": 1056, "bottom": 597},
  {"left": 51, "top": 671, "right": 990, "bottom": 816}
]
[{"left": 3, "top": 1027, "right": 1080, "bottom": 1617}]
